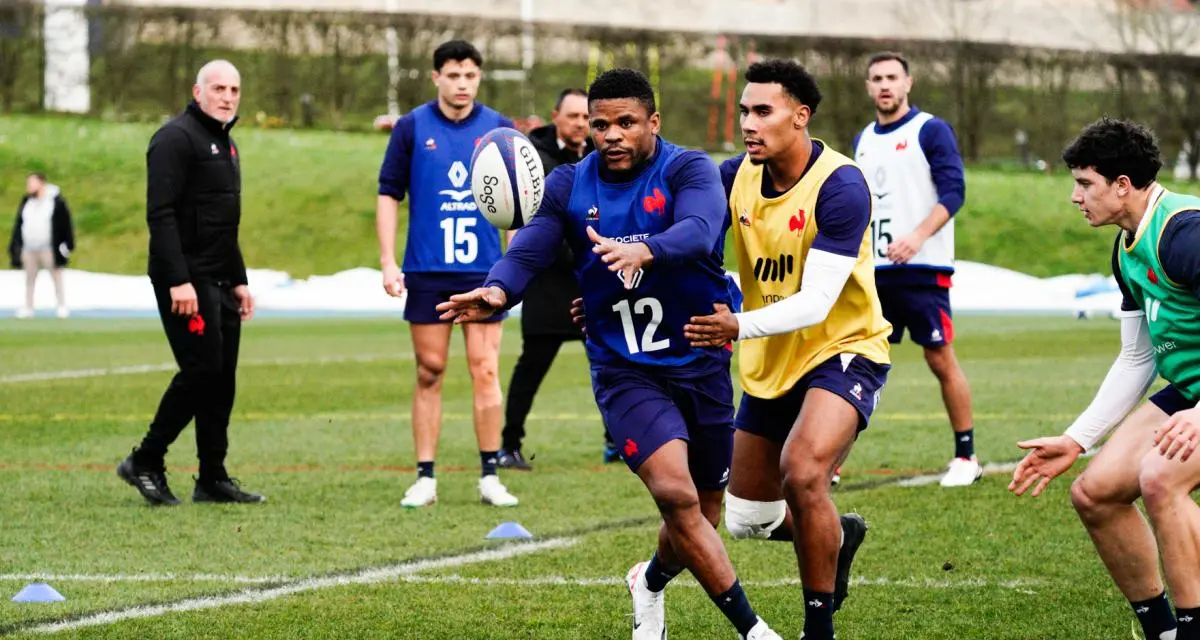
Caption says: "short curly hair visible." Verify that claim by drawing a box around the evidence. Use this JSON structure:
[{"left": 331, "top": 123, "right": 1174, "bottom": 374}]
[
  {"left": 1062, "top": 117, "right": 1162, "bottom": 188},
  {"left": 744, "top": 59, "right": 822, "bottom": 114},
  {"left": 587, "top": 68, "right": 656, "bottom": 114}
]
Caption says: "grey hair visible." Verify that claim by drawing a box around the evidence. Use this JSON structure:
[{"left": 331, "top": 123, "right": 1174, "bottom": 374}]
[{"left": 196, "top": 59, "right": 239, "bottom": 86}]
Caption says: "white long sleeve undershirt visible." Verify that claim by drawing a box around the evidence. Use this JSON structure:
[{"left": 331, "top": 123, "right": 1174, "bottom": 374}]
[
  {"left": 734, "top": 248, "right": 857, "bottom": 340},
  {"left": 1063, "top": 311, "right": 1159, "bottom": 451}
]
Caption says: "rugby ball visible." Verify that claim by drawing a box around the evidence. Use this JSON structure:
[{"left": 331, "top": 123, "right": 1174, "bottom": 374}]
[{"left": 470, "top": 127, "right": 545, "bottom": 230}]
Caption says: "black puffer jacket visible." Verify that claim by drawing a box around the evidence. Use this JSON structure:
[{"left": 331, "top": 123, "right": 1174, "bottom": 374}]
[{"left": 145, "top": 101, "right": 248, "bottom": 287}]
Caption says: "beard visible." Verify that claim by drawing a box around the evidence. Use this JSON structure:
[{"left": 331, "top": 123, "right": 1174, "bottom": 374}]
[{"left": 877, "top": 100, "right": 902, "bottom": 116}]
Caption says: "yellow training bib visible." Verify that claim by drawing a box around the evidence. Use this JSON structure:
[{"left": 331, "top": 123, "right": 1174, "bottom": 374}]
[{"left": 728, "top": 143, "right": 892, "bottom": 399}]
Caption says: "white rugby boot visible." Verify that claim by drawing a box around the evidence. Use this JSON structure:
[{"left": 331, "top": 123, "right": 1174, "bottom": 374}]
[
  {"left": 400, "top": 476, "right": 437, "bottom": 508},
  {"left": 741, "top": 617, "right": 783, "bottom": 639},
  {"left": 478, "top": 474, "right": 519, "bottom": 507},
  {"left": 626, "top": 561, "right": 666, "bottom": 639},
  {"left": 940, "top": 455, "right": 984, "bottom": 487}
]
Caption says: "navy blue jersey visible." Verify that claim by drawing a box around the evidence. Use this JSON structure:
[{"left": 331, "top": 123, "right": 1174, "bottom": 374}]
[
  {"left": 487, "top": 137, "right": 739, "bottom": 370},
  {"left": 378, "top": 101, "right": 514, "bottom": 274}
]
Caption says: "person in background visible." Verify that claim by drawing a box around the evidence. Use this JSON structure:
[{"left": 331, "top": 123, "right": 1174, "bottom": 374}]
[
  {"left": 497, "top": 88, "right": 605, "bottom": 470},
  {"left": 8, "top": 172, "right": 74, "bottom": 319}
]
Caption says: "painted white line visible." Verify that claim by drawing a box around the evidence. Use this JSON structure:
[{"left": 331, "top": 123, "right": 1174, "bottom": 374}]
[
  {"left": 0, "top": 353, "right": 413, "bottom": 384},
  {"left": 890, "top": 449, "right": 1098, "bottom": 488},
  {"left": 893, "top": 461, "right": 1020, "bottom": 488},
  {"left": 3, "top": 570, "right": 1043, "bottom": 593},
  {"left": 0, "top": 573, "right": 287, "bottom": 585},
  {"left": 22, "top": 537, "right": 578, "bottom": 635},
  {"left": 396, "top": 574, "right": 1045, "bottom": 590}
]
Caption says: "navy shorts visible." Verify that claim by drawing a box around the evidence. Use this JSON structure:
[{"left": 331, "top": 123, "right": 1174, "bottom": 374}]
[
  {"left": 734, "top": 353, "right": 891, "bottom": 442},
  {"left": 1149, "top": 384, "right": 1198, "bottom": 416},
  {"left": 590, "top": 363, "right": 735, "bottom": 491},
  {"left": 403, "top": 272, "right": 508, "bottom": 324},
  {"left": 879, "top": 284, "right": 954, "bottom": 348}
]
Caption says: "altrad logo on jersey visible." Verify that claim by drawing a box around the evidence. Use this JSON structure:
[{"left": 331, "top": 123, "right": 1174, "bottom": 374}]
[{"left": 438, "top": 161, "right": 477, "bottom": 211}]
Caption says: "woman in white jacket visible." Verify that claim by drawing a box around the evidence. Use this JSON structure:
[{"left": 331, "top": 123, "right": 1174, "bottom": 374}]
[{"left": 8, "top": 173, "right": 75, "bottom": 318}]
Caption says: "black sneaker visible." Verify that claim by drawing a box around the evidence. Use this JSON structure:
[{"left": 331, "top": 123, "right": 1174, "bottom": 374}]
[
  {"left": 833, "top": 513, "right": 868, "bottom": 613},
  {"left": 116, "top": 453, "right": 180, "bottom": 506},
  {"left": 192, "top": 477, "right": 265, "bottom": 504},
  {"left": 497, "top": 448, "right": 533, "bottom": 471}
]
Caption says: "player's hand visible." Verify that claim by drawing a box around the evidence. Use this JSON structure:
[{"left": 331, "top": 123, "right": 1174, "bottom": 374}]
[
  {"left": 381, "top": 262, "right": 405, "bottom": 297},
  {"left": 170, "top": 283, "right": 199, "bottom": 317},
  {"left": 1008, "top": 435, "right": 1085, "bottom": 497},
  {"left": 1155, "top": 407, "right": 1200, "bottom": 461},
  {"left": 436, "top": 286, "right": 507, "bottom": 324},
  {"left": 232, "top": 285, "right": 255, "bottom": 322},
  {"left": 885, "top": 231, "right": 927, "bottom": 264},
  {"left": 684, "top": 303, "right": 738, "bottom": 348},
  {"left": 586, "top": 226, "right": 652, "bottom": 290},
  {"left": 570, "top": 297, "right": 587, "bottom": 335}
]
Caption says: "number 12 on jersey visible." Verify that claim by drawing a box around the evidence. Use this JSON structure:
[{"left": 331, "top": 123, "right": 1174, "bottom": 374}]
[{"left": 613, "top": 297, "right": 669, "bottom": 354}]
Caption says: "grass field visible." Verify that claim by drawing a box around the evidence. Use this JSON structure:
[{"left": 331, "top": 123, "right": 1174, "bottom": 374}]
[
  {"left": 0, "top": 313, "right": 1167, "bottom": 639},
  {"left": 0, "top": 113, "right": 1160, "bottom": 280}
]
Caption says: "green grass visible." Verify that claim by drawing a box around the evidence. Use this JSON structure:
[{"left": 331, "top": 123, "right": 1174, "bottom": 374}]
[
  {"left": 0, "top": 314, "right": 1173, "bottom": 638},
  {"left": 1, "top": 113, "right": 1162, "bottom": 280}
]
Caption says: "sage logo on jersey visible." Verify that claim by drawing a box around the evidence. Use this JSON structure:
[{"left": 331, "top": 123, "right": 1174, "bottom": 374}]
[
  {"left": 439, "top": 161, "right": 477, "bottom": 211},
  {"left": 753, "top": 253, "right": 794, "bottom": 283}
]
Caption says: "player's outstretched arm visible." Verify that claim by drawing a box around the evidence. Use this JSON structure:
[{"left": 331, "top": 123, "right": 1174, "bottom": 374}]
[
  {"left": 1009, "top": 312, "right": 1157, "bottom": 497},
  {"left": 436, "top": 286, "right": 508, "bottom": 324}
]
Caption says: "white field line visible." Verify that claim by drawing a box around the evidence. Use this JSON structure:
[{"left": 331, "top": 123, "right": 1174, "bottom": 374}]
[
  {"left": 0, "top": 353, "right": 413, "bottom": 384},
  {"left": 0, "top": 573, "right": 288, "bottom": 585},
  {"left": 893, "top": 461, "right": 1021, "bottom": 487},
  {"left": 0, "top": 571, "right": 1044, "bottom": 592},
  {"left": 19, "top": 537, "right": 578, "bottom": 635}
]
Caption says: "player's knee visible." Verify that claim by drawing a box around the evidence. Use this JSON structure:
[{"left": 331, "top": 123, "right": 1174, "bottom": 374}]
[
  {"left": 923, "top": 346, "right": 956, "bottom": 376},
  {"left": 415, "top": 359, "right": 446, "bottom": 390},
  {"left": 1069, "top": 474, "right": 1113, "bottom": 523},
  {"left": 652, "top": 484, "right": 701, "bottom": 519},
  {"left": 780, "top": 464, "right": 828, "bottom": 506},
  {"left": 724, "top": 493, "right": 786, "bottom": 540},
  {"left": 1137, "top": 454, "right": 1181, "bottom": 510},
  {"left": 467, "top": 354, "right": 498, "bottom": 386}
]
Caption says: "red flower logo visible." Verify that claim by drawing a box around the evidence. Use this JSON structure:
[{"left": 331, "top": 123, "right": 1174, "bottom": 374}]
[{"left": 623, "top": 438, "right": 639, "bottom": 458}]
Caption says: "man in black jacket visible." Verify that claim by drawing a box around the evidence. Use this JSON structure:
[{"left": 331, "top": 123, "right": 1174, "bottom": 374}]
[
  {"left": 498, "top": 88, "right": 616, "bottom": 470},
  {"left": 9, "top": 172, "right": 74, "bottom": 319},
  {"left": 116, "top": 59, "right": 263, "bottom": 506}
]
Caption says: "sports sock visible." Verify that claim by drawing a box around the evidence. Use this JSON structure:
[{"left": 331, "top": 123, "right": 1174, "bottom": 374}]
[
  {"left": 803, "top": 588, "right": 836, "bottom": 639},
  {"left": 711, "top": 580, "right": 759, "bottom": 637},
  {"left": 417, "top": 461, "right": 435, "bottom": 479},
  {"left": 1131, "top": 592, "right": 1177, "bottom": 640},
  {"left": 954, "top": 428, "right": 975, "bottom": 459},
  {"left": 480, "top": 451, "right": 498, "bottom": 477},
  {"left": 1175, "top": 606, "right": 1199, "bottom": 639},
  {"left": 643, "top": 552, "right": 682, "bottom": 593}
]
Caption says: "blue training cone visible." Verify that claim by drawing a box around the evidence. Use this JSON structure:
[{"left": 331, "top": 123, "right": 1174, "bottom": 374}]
[
  {"left": 12, "top": 583, "right": 65, "bottom": 603},
  {"left": 486, "top": 521, "right": 533, "bottom": 540}
]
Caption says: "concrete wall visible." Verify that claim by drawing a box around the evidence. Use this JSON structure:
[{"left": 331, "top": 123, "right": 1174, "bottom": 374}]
[{"left": 102, "top": 0, "right": 1200, "bottom": 56}]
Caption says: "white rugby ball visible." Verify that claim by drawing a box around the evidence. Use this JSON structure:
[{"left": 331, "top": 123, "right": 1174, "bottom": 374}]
[{"left": 470, "top": 127, "right": 545, "bottom": 230}]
